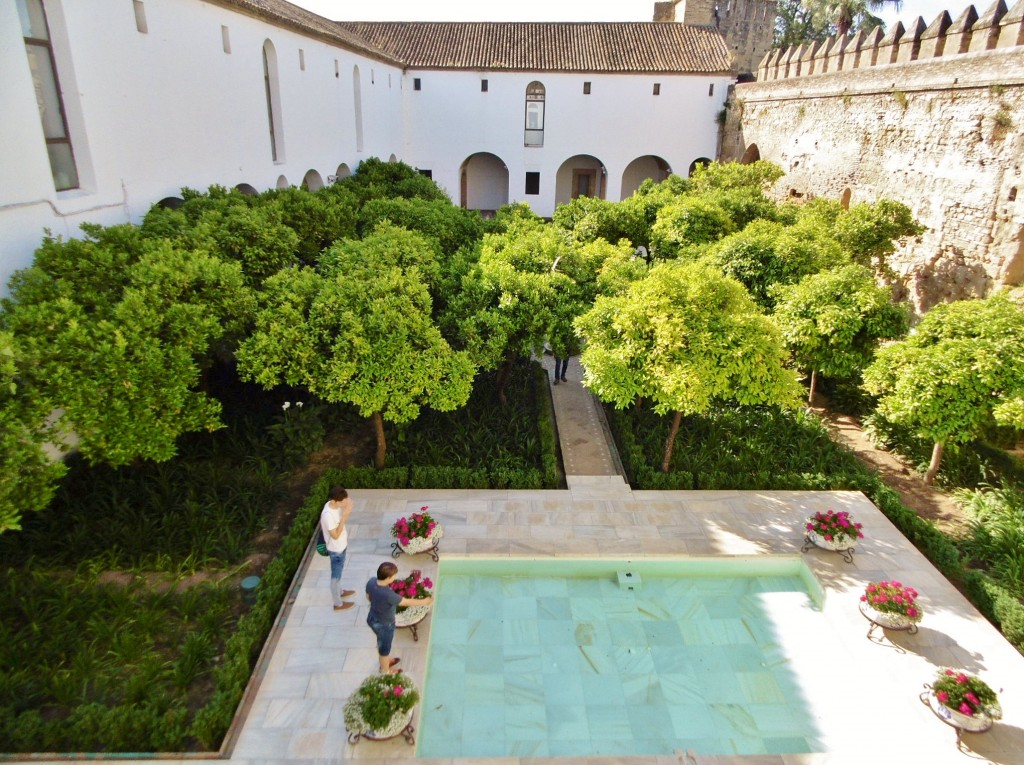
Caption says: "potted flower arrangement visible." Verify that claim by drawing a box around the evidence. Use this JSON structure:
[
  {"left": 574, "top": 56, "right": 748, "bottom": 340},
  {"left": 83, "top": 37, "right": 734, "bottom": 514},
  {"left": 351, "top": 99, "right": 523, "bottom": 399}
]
[
  {"left": 803, "top": 509, "right": 863, "bottom": 560},
  {"left": 344, "top": 671, "right": 420, "bottom": 744},
  {"left": 391, "top": 569, "right": 434, "bottom": 640},
  {"left": 927, "top": 668, "right": 1002, "bottom": 734},
  {"left": 390, "top": 506, "right": 443, "bottom": 560},
  {"left": 859, "top": 580, "right": 923, "bottom": 632}
]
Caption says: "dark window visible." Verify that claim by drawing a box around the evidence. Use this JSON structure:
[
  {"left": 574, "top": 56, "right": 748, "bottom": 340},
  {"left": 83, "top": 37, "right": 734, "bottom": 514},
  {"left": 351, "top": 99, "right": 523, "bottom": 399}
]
[
  {"left": 481, "top": 79, "right": 488, "bottom": 92},
  {"left": 418, "top": 169, "right": 432, "bottom": 179},
  {"left": 413, "top": 77, "right": 421, "bottom": 91},
  {"left": 17, "top": 0, "right": 80, "bottom": 190},
  {"left": 653, "top": 83, "right": 661, "bottom": 96},
  {"left": 583, "top": 81, "right": 591, "bottom": 95},
  {"left": 525, "top": 172, "right": 540, "bottom": 195},
  {"left": 525, "top": 81, "right": 545, "bottom": 146},
  {"left": 708, "top": 83, "right": 714, "bottom": 96}
]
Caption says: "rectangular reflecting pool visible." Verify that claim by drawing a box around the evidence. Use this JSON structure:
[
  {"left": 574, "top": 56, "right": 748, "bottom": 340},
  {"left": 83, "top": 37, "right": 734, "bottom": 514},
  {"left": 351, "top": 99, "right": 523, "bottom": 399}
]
[{"left": 417, "top": 557, "right": 825, "bottom": 758}]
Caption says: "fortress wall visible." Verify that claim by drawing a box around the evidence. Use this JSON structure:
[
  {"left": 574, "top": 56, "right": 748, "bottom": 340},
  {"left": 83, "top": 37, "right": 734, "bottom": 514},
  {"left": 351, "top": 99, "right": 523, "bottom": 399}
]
[{"left": 721, "top": 1, "right": 1024, "bottom": 311}]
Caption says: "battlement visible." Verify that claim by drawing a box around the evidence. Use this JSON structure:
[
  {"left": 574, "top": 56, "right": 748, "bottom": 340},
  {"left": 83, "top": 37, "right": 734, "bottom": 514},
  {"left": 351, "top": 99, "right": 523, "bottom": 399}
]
[{"left": 757, "top": 0, "right": 1024, "bottom": 81}]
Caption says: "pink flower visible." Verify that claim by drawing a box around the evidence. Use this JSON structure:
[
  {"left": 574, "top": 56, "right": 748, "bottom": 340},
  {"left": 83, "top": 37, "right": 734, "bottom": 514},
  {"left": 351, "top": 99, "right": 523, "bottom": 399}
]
[
  {"left": 399, "top": 536, "right": 410, "bottom": 545},
  {"left": 866, "top": 584, "right": 877, "bottom": 593},
  {"left": 892, "top": 581, "right": 902, "bottom": 588},
  {"left": 394, "top": 685, "right": 403, "bottom": 696},
  {"left": 945, "top": 669, "right": 956, "bottom": 676},
  {"left": 423, "top": 578, "right": 433, "bottom": 588},
  {"left": 956, "top": 674, "right": 969, "bottom": 685},
  {"left": 959, "top": 702, "right": 973, "bottom": 715},
  {"left": 965, "top": 692, "right": 979, "bottom": 705},
  {"left": 860, "top": 595, "right": 867, "bottom": 602},
  {"left": 421, "top": 506, "right": 428, "bottom": 511},
  {"left": 906, "top": 607, "right": 918, "bottom": 617},
  {"left": 823, "top": 534, "right": 833, "bottom": 542},
  {"left": 937, "top": 690, "right": 949, "bottom": 703},
  {"left": 805, "top": 523, "right": 813, "bottom": 531}
]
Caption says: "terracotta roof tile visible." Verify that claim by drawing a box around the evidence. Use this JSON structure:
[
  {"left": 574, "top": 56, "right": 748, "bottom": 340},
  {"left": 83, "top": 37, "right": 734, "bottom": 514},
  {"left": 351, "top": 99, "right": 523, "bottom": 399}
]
[
  {"left": 334, "top": 22, "right": 733, "bottom": 73},
  {"left": 209, "top": 0, "right": 401, "bottom": 63}
]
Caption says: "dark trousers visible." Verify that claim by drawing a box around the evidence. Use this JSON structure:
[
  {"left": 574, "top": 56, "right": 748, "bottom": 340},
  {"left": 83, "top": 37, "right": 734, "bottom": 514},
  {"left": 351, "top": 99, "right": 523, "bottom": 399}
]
[{"left": 554, "top": 357, "right": 568, "bottom": 380}]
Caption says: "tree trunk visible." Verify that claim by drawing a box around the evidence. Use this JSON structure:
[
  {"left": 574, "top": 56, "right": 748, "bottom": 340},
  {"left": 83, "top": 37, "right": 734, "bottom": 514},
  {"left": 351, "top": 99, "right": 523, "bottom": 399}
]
[
  {"left": 924, "top": 440, "right": 944, "bottom": 485},
  {"left": 495, "top": 350, "right": 515, "bottom": 406},
  {"left": 808, "top": 369, "right": 817, "bottom": 405},
  {"left": 661, "top": 410, "right": 683, "bottom": 473},
  {"left": 372, "top": 411, "right": 387, "bottom": 470}
]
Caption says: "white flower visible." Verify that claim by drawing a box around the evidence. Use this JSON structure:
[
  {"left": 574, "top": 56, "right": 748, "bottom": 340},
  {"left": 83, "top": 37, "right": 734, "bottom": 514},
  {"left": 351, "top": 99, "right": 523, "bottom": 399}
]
[
  {"left": 296, "top": 401, "right": 304, "bottom": 408},
  {"left": 282, "top": 402, "right": 291, "bottom": 410}
]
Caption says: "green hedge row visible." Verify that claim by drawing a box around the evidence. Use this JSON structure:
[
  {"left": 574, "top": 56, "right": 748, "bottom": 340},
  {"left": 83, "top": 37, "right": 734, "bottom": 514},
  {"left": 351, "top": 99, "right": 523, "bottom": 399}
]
[{"left": 188, "top": 475, "right": 331, "bottom": 749}]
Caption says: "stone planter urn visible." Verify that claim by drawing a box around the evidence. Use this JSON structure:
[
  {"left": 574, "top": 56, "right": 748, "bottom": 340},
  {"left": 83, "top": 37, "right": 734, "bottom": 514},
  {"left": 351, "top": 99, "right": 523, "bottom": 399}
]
[
  {"left": 923, "top": 688, "right": 994, "bottom": 747},
  {"left": 391, "top": 524, "right": 444, "bottom": 561},
  {"left": 801, "top": 526, "right": 856, "bottom": 563},
  {"left": 395, "top": 604, "right": 431, "bottom": 641},
  {"left": 347, "top": 708, "right": 415, "bottom": 745}
]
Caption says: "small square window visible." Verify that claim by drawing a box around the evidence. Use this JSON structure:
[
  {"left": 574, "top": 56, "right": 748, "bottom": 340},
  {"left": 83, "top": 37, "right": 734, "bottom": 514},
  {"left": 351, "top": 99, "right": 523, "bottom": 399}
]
[
  {"left": 414, "top": 78, "right": 422, "bottom": 91},
  {"left": 525, "top": 172, "right": 540, "bottom": 195},
  {"left": 418, "top": 169, "right": 432, "bottom": 179},
  {"left": 653, "top": 83, "right": 661, "bottom": 96},
  {"left": 583, "top": 81, "right": 591, "bottom": 95},
  {"left": 481, "top": 79, "right": 488, "bottom": 92},
  {"left": 708, "top": 83, "right": 714, "bottom": 96}
]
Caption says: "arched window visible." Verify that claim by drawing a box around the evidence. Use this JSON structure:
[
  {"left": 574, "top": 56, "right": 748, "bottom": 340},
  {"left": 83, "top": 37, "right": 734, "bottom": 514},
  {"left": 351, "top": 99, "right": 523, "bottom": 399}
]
[
  {"left": 524, "top": 81, "right": 545, "bottom": 147},
  {"left": 262, "top": 40, "right": 284, "bottom": 161},
  {"left": 353, "top": 66, "right": 364, "bottom": 152},
  {"left": 17, "top": 0, "right": 80, "bottom": 190}
]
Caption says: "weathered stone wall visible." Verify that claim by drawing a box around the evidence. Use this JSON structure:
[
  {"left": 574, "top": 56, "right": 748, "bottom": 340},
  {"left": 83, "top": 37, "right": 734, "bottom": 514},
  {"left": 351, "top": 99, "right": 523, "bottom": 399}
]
[
  {"left": 721, "top": 2, "right": 1024, "bottom": 312},
  {"left": 654, "top": 0, "right": 777, "bottom": 75}
]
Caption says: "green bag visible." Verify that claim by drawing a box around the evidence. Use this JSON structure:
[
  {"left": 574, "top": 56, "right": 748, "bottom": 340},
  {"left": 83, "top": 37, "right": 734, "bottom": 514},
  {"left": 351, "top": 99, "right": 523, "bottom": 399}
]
[{"left": 315, "top": 525, "right": 328, "bottom": 556}]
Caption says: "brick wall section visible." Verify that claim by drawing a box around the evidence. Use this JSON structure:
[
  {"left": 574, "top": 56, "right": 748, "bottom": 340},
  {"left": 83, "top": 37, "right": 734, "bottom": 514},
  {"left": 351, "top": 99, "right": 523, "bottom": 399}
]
[{"left": 720, "top": 3, "right": 1024, "bottom": 311}]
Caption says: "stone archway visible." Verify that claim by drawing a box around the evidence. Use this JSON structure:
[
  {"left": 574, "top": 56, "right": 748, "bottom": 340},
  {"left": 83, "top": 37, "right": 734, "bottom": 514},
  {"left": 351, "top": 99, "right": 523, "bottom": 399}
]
[
  {"left": 740, "top": 144, "right": 760, "bottom": 164},
  {"left": 555, "top": 154, "right": 606, "bottom": 207},
  {"left": 620, "top": 155, "right": 671, "bottom": 198},
  {"left": 459, "top": 153, "right": 509, "bottom": 214},
  {"left": 235, "top": 183, "right": 259, "bottom": 196},
  {"left": 276, "top": 175, "right": 290, "bottom": 189}
]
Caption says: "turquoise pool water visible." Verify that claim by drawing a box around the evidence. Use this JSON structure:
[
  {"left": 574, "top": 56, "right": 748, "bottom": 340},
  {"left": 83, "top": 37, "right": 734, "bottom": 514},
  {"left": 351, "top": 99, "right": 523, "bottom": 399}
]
[{"left": 417, "top": 557, "right": 824, "bottom": 758}]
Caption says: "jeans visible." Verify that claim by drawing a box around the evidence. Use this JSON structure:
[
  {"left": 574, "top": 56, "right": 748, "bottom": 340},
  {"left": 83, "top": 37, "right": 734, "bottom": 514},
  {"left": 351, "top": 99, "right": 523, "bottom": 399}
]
[
  {"left": 368, "top": 617, "right": 396, "bottom": 656},
  {"left": 328, "top": 548, "right": 348, "bottom": 606},
  {"left": 554, "top": 356, "right": 568, "bottom": 380}
]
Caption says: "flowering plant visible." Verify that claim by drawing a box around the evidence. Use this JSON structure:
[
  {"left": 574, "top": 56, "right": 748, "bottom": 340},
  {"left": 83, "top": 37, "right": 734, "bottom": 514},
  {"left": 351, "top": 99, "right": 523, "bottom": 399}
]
[
  {"left": 391, "top": 507, "right": 437, "bottom": 545},
  {"left": 860, "top": 580, "right": 923, "bottom": 622},
  {"left": 805, "top": 509, "right": 863, "bottom": 545},
  {"left": 390, "top": 569, "right": 433, "bottom": 614},
  {"left": 343, "top": 671, "right": 420, "bottom": 732},
  {"left": 932, "top": 668, "right": 1002, "bottom": 719}
]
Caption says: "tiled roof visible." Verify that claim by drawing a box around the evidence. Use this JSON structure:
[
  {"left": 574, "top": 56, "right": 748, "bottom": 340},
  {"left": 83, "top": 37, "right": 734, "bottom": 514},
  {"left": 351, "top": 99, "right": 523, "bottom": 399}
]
[
  {"left": 209, "top": 0, "right": 401, "bottom": 64},
  {"left": 334, "top": 22, "right": 733, "bottom": 73}
]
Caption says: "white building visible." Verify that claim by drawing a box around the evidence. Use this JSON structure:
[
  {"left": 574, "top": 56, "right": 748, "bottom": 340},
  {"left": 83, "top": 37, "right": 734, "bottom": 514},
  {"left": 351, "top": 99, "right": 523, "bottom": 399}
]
[{"left": 1, "top": 0, "right": 735, "bottom": 292}]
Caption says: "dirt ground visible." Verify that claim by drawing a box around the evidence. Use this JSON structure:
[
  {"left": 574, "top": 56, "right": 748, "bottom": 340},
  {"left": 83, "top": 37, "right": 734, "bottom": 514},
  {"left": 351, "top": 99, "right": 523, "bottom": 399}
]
[{"left": 810, "top": 402, "right": 971, "bottom": 538}]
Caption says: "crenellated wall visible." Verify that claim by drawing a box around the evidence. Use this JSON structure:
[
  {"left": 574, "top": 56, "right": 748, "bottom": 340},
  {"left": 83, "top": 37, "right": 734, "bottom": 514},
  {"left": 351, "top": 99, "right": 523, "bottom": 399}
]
[{"left": 721, "top": 1, "right": 1024, "bottom": 312}]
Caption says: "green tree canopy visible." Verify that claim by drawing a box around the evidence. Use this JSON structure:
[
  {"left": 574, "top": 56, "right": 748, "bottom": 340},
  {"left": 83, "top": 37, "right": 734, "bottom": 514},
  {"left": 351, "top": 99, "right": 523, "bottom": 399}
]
[
  {"left": 862, "top": 292, "right": 1024, "bottom": 484},
  {"left": 575, "top": 261, "right": 801, "bottom": 470},
  {"left": 772, "top": 264, "right": 909, "bottom": 402},
  {"left": 1, "top": 230, "right": 253, "bottom": 468},
  {"left": 236, "top": 228, "right": 474, "bottom": 468},
  {"left": 704, "top": 219, "right": 845, "bottom": 310}
]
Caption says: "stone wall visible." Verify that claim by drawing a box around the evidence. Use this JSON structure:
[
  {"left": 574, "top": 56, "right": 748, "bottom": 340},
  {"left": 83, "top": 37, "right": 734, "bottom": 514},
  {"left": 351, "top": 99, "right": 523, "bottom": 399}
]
[
  {"left": 721, "top": 1, "right": 1024, "bottom": 311},
  {"left": 654, "top": 0, "right": 777, "bottom": 75}
]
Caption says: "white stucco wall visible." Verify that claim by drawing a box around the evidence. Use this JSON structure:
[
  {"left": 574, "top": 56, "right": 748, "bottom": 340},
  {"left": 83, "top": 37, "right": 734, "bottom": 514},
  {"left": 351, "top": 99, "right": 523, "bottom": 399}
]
[
  {"left": 402, "top": 70, "right": 730, "bottom": 216},
  {"left": 1, "top": 0, "right": 729, "bottom": 293},
  {"left": 0, "top": 0, "right": 405, "bottom": 291}
]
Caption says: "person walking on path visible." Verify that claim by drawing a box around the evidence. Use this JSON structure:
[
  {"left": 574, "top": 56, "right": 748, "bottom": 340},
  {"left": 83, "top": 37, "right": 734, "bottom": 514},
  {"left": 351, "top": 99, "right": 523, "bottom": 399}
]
[
  {"left": 554, "top": 354, "right": 569, "bottom": 384},
  {"left": 365, "top": 561, "right": 434, "bottom": 674},
  {"left": 320, "top": 485, "right": 355, "bottom": 611}
]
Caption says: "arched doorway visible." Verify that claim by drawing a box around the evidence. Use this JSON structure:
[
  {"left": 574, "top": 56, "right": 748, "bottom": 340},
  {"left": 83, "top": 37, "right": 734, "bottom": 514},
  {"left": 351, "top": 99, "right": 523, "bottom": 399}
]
[
  {"left": 235, "top": 183, "right": 259, "bottom": 196},
  {"left": 687, "top": 157, "right": 712, "bottom": 176},
  {"left": 302, "top": 169, "right": 324, "bottom": 191},
  {"left": 276, "top": 175, "right": 289, "bottom": 189},
  {"left": 157, "top": 196, "right": 184, "bottom": 209},
  {"left": 620, "top": 155, "right": 671, "bottom": 198},
  {"left": 459, "top": 153, "right": 509, "bottom": 214},
  {"left": 740, "top": 144, "right": 760, "bottom": 164},
  {"left": 555, "top": 154, "right": 606, "bottom": 207},
  {"left": 840, "top": 188, "right": 852, "bottom": 210},
  {"left": 334, "top": 163, "right": 352, "bottom": 182}
]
